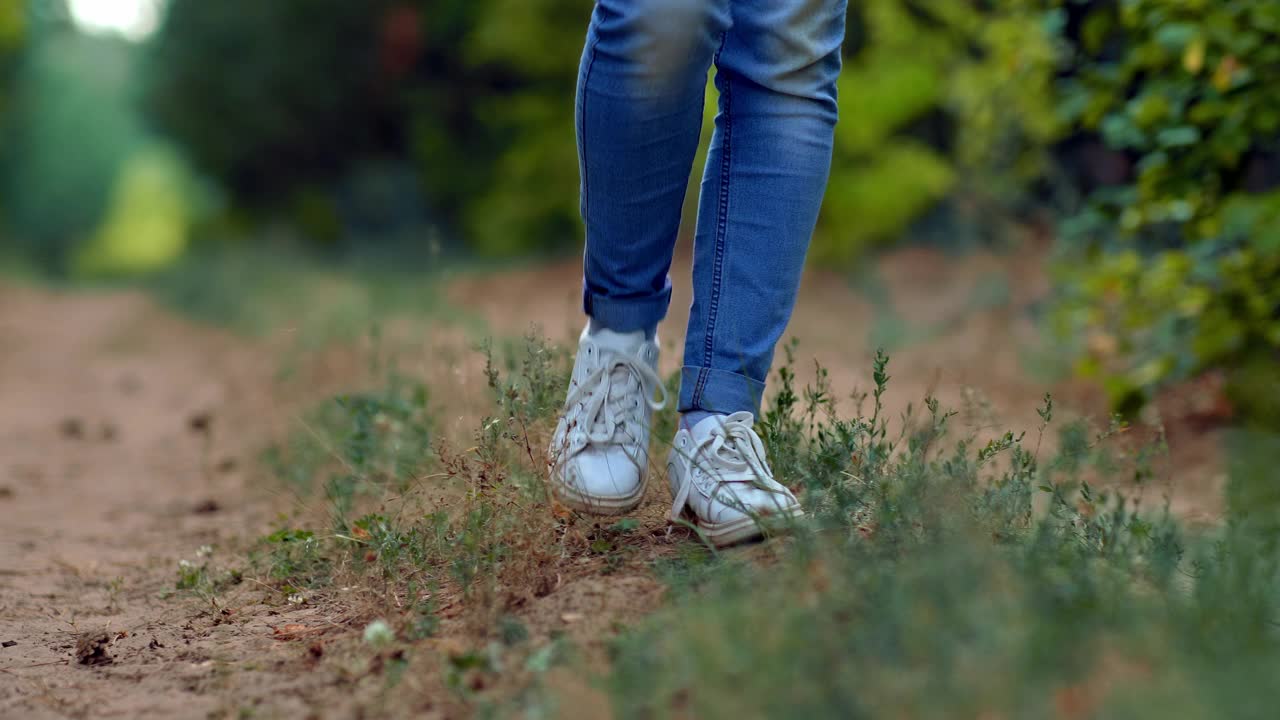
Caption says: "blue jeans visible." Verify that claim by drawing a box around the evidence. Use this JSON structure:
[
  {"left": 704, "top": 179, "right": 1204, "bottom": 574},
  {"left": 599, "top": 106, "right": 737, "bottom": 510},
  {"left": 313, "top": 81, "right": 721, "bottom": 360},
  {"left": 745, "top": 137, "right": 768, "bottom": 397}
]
[{"left": 577, "top": 0, "right": 847, "bottom": 416}]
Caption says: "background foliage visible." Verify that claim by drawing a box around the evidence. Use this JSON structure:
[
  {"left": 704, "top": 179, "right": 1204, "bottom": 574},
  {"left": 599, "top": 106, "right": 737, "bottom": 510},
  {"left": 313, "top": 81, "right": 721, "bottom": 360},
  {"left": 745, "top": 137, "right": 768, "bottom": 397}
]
[
  {"left": 0, "top": 0, "right": 27, "bottom": 229},
  {"left": 818, "top": 0, "right": 1060, "bottom": 263},
  {"left": 1047, "top": 0, "right": 1280, "bottom": 422}
]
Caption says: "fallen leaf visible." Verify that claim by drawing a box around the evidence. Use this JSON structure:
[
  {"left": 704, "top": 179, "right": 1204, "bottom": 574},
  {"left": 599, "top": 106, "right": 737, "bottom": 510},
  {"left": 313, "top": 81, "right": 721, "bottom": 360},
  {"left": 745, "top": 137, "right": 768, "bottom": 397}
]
[
  {"left": 272, "top": 624, "right": 313, "bottom": 640},
  {"left": 560, "top": 612, "right": 584, "bottom": 624}
]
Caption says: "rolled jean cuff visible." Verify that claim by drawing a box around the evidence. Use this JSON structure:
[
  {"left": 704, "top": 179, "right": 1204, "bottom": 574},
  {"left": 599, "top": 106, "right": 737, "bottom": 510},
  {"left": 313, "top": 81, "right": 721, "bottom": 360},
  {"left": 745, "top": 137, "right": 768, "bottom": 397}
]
[
  {"left": 582, "top": 284, "right": 671, "bottom": 334},
  {"left": 679, "top": 366, "right": 766, "bottom": 416}
]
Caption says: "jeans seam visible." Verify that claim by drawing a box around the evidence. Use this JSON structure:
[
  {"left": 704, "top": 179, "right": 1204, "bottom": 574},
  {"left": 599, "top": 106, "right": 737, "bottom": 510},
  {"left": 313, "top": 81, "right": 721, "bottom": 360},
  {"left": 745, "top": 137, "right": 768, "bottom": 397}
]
[
  {"left": 577, "top": 28, "right": 601, "bottom": 220},
  {"left": 695, "top": 39, "right": 732, "bottom": 409}
]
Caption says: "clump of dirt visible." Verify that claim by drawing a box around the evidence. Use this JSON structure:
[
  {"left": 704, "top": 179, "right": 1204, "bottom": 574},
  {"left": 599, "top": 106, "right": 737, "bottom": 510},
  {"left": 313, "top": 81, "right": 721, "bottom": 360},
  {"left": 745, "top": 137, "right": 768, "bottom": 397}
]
[{"left": 74, "top": 632, "right": 114, "bottom": 666}]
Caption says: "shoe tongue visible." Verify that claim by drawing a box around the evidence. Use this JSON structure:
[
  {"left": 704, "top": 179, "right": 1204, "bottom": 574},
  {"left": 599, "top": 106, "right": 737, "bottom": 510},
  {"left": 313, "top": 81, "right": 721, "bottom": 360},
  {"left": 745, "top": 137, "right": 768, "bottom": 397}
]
[{"left": 583, "top": 327, "right": 647, "bottom": 409}]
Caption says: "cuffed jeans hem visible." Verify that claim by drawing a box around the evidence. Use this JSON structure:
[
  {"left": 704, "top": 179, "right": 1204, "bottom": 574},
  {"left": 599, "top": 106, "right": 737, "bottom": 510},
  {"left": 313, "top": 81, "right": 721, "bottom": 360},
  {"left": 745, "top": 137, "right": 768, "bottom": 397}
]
[
  {"left": 679, "top": 366, "right": 766, "bottom": 416},
  {"left": 583, "top": 286, "right": 671, "bottom": 335}
]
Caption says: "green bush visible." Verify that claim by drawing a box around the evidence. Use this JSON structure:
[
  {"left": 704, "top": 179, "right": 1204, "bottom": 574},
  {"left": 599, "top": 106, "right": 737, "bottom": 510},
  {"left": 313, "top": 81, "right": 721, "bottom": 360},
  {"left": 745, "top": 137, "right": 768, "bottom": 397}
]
[
  {"left": 817, "top": 0, "right": 1060, "bottom": 263},
  {"left": 1048, "top": 0, "right": 1280, "bottom": 418},
  {"left": 457, "top": 0, "right": 588, "bottom": 256},
  {"left": 146, "top": 0, "right": 392, "bottom": 201}
]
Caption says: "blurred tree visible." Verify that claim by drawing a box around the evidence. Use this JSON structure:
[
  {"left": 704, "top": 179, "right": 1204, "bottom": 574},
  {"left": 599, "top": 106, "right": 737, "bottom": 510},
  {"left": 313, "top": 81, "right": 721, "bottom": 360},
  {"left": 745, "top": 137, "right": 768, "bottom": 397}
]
[
  {"left": 0, "top": 1, "right": 23, "bottom": 117},
  {"left": 817, "top": 0, "right": 1061, "bottom": 263},
  {"left": 2, "top": 11, "right": 146, "bottom": 269},
  {"left": 1048, "top": 0, "right": 1280, "bottom": 423},
  {"left": 460, "top": 0, "right": 588, "bottom": 255},
  {"left": 147, "top": 0, "right": 513, "bottom": 250},
  {"left": 147, "top": 0, "right": 392, "bottom": 202},
  {"left": 74, "top": 144, "right": 190, "bottom": 275},
  {"left": 0, "top": 0, "right": 27, "bottom": 227}
]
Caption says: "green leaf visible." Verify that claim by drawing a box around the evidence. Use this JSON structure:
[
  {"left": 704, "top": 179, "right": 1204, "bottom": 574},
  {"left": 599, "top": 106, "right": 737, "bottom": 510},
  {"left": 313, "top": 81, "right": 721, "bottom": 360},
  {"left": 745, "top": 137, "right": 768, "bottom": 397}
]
[
  {"left": 1100, "top": 114, "right": 1147, "bottom": 149},
  {"left": 1154, "top": 23, "right": 1198, "bottom": 52},
  {"left": 1156, "top": 126, "right": 1201, "bottom": 148}
]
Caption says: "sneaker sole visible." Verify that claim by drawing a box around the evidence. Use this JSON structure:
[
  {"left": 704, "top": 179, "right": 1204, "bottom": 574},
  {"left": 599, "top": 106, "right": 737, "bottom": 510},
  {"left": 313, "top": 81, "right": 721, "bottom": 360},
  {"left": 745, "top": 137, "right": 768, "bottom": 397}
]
[
  {"left": 692, "top": 507, "right": 806, "bottom": 547},
  {"left": 551, "top": 475, "right": 647, "bottom": 516}
]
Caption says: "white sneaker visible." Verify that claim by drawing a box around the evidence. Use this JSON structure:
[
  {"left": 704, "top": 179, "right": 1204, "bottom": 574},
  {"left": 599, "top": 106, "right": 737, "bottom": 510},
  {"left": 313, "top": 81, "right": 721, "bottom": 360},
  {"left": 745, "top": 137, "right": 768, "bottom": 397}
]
[
  {"left": 667, "top": 412, "right": 803, "bottom": 546},
  {"left": 549, "top": 326, "right": 666, "bottom": 515}
]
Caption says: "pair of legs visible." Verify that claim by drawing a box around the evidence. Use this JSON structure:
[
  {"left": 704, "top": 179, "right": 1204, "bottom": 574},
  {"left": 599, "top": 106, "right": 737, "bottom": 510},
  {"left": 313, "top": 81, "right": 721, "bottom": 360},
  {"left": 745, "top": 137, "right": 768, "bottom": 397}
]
[
  {"left": 578, "top": 0, "right": 847, "bottom": 417},
  {"left": 553, "top": 0, "right": 846, "bottom": 544}
]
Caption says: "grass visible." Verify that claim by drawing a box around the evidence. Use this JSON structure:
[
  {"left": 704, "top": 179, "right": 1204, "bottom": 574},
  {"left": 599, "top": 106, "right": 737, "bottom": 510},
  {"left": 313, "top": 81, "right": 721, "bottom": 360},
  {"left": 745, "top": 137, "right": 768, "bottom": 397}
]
[{"left": 208, "top": 329, "right": 1280, "bottom": 718}]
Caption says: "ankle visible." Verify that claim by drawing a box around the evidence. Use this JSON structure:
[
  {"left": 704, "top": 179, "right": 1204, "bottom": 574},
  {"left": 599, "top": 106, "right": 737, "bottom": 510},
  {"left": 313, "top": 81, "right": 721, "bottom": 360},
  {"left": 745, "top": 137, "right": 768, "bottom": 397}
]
[
  {"left": 588, "top": 316, "right": 657, "bottom": 341},
  {"left": 680, "top": 410, "right": 724, "bottom": 431}
]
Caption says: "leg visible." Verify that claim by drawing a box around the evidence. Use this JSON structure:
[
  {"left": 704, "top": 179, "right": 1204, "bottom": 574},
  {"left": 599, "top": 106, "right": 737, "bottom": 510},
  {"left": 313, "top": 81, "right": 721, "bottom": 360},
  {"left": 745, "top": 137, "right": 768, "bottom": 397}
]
[
  {"left": 681, "top": 0, "right": 847, "bottom": 414},
  {"left": 553, "top": 1, "right": 731, "bottom": 516},
  {"left": 666, "top": 0, "right": 845, "bottom": 543},
  {"left": 578, "top": 0, "right": 730, "bottom": 334}
]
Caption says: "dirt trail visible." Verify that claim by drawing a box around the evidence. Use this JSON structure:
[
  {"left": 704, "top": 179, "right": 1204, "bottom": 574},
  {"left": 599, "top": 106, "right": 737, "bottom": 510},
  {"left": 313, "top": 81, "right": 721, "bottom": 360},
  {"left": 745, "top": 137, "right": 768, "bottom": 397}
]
[
  {"left": 0, "top": 243, "right": 1226, "bottom": 717},
  {"left": 0, "top": 285, "right": 313, "bottom": 718}
]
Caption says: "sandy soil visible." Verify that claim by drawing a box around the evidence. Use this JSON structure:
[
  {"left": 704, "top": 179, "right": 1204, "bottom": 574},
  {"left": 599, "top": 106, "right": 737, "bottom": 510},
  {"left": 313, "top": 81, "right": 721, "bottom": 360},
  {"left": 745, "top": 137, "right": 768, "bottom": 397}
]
[{"left": 0, "top": 243, "right": 1227, "bottom": 717}]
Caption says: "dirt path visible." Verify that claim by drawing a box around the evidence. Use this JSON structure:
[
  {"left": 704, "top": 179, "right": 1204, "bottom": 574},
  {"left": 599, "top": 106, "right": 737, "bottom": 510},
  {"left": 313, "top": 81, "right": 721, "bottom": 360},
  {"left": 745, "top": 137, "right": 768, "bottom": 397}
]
[
  {"left": 0, "top": 243, "right": 1227, "bottom": 717},
  {"left": 0, "top": 285, "right": 314, "bottom": 718}
]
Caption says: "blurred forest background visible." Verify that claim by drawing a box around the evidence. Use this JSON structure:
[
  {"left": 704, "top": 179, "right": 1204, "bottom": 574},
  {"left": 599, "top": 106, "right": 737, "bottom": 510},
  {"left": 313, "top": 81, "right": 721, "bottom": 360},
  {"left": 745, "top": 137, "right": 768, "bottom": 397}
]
[{"left": 0, "top": 0, "right": 1277, "bottom": 425}]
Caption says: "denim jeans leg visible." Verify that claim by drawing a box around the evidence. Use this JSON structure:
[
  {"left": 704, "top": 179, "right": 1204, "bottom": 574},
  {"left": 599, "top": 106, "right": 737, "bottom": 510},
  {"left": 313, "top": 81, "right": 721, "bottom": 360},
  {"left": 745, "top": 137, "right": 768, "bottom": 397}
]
[
  {"left": 680, "top": 0, "right": 847, "bottom": 414},
  {"left": 578, "top": 0, "right": 731, "bottom": 334}
]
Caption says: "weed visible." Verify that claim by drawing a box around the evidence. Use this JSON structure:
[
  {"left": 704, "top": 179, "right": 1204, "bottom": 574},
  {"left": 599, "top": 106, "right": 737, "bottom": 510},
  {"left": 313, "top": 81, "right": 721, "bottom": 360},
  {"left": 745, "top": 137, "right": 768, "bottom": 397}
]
[
  {"left": 261, "top": 370, "right": 432, "bottom": 506},
  {"left": 105, "top": 576, "right": 125, "bottom": 613},
  {"left": 235, "top": 329, "right": 1279, "bottom": 718},
  {"left": 254, "top": 529, "right": 330, "bottom": 592},
  {"left": 173, "top": 546, "right": 241, "bottom": 606},
  {"left": 247, "top": 330, "right": 610, "bottom": 643},
  {"left": 600, "top": 352, "right": 1280, "bottom": 720}
]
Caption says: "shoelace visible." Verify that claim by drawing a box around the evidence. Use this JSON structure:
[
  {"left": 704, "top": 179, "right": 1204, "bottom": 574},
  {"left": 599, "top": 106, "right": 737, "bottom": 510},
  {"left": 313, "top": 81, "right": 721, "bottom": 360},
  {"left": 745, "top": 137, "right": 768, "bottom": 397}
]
[
  {"left": 669, "top": 412, "right": 785, "bottom": 521},
  {"left": 561, "top": 350, "right": 667, "bottom": 452}
]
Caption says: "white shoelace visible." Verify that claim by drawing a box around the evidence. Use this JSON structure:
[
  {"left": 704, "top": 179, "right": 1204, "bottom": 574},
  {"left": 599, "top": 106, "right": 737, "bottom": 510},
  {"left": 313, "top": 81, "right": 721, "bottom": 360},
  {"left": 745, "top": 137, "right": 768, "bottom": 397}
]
[
  {"left": 669, "top": 412, "right": 785, "bottom": 521},
  {"left": 561, "top": 351, "right": 667, "bottom": 453}
]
